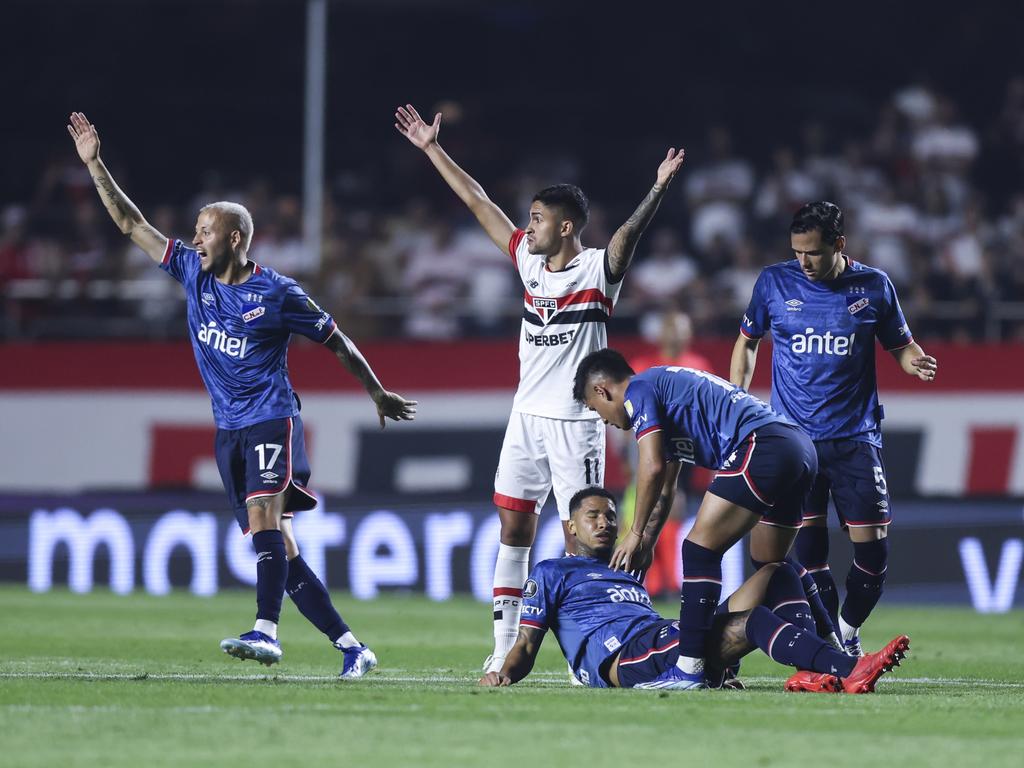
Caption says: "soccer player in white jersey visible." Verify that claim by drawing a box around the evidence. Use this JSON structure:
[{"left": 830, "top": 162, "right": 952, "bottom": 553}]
[
  {"left": 68, "top": 112, "right": 416, "bottom": 677},
  {"left": 395, "top": 104, "right": 685, "bottom": 674}
]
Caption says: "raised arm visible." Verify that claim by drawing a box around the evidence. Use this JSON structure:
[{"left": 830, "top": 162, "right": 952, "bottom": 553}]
[
  {"left": 730, "top": 333, "right": 762, "bottom": 389},
  {"left": 324, "top": 329, "right": 417, "bottom": 428},
  {"left": 605, "top": 148, "right": 686, "bottom": 280},
  {"left": 890, "top": 341, "right": 937, "bottom": 382},
  {"left": 66, "top": 112, "right": 167, "bottom": 263},
  {"left": 394, "top": 104, "right": 515, "bottom": 253},
  {"left": 478, "top": 625, "right": 545, "bottom": 686}
]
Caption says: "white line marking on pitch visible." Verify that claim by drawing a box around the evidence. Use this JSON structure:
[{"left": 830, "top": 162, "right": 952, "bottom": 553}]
[{"left": 0, "top": 671, "right": 1022, "bottom": 689}]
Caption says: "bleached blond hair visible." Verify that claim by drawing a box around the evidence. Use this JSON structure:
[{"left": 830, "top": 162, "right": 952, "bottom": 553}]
[{"left": 200, "top": 201, "right": 254, "bottom": 252}]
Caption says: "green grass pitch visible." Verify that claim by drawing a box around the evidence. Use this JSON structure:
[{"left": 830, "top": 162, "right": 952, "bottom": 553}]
[{"left": 2, "top": 586, "right": 1023, "bottom": 767}]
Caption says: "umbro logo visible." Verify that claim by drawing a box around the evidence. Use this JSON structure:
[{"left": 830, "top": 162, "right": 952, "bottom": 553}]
[
  {"left": 587, "top": 572, "right": 602, "bottom": 579},
  {"left": 260, "top": 471, "right": 279, "bottom": 480},
  {"left": 785, "top": 299, "right": 803, "bottom": 312},
  {"left": 202, "top": 292, "right": 215, "bottom": 306}
]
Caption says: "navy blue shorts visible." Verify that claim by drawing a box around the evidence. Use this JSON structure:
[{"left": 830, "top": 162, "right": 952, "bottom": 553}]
[
  {"left": 614, "top": 619, "right": 679, "bottom": 688},
  {"left": 707, "top": 422, "right": 818, "bottom": 528},
  {"left": 214, "top": 415, "right": 318, "bottom": 534},
  {"left": 804, "top": 438, "right": 891, "bottom": 529}
]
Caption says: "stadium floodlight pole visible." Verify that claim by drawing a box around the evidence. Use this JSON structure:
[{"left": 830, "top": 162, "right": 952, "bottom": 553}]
[{"left": 303, "top": 0, "right": 328, "bottom": 270}]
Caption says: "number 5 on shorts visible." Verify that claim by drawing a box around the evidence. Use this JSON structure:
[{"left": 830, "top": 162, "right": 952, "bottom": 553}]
[{"left": 873, "top": 466, "right": 887, "bottom": 495}]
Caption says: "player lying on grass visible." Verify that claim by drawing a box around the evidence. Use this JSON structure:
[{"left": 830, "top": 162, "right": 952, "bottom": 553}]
[
  {"left": 480, "top": 487, "right": 909, "bottom": 692},
  {"left": 68, "top": 111, "right": 416, "bottom": 678},
  {"left": 574, "top": 349, "right": 842, "bottom": 689}
]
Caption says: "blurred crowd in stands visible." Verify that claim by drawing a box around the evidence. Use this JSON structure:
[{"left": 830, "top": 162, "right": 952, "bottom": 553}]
[{"left": 3, "top": 80, "right": 1024, "bottom": 342}]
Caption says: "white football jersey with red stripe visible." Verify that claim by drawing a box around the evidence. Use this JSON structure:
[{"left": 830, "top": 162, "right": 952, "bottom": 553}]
[{"left": 508, "top": 229, "right": 623, "bottom": 420}]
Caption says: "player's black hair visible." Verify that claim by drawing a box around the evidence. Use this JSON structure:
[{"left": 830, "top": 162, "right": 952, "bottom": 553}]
[
  {"left": 532, "top": 184, "right": 589, "bottom": 232},
  {"left": 572, "top": 348, "right": 635, "bottom": 403},
  {"left": 790, "top": 201, "right": 844, "bottom": 246},
  {"left": 568, "top": 486, "right": 618, "bottom": 517}
]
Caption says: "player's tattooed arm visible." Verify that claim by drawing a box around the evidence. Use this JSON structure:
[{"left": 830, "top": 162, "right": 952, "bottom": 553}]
[
  {"left": 394, "top": 104, "right": 515, "bottom": 254},
  {"left": 707, "top": 610, "right": 756, "bottom": 669},
  {"left": 325, "top": 329, "right": 417, "bottom": 428},
  {"left": 479, "top": 625, "right": 545, "bottom": 686},
  {"left": 611, "top": 433, "right": 668, "bottom": 571},
  {"left": 66, "top": 112, "right": 168, "bottom": 263},
  {"left": 605, "top": 147, "right": 686, "bottom": 281}
]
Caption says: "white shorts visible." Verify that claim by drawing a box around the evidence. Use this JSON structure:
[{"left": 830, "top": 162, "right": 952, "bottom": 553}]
[{"left": 493, "top": 411, "right": 605, "bottom": 520}]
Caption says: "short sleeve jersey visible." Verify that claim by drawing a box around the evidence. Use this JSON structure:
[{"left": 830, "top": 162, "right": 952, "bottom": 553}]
[
  {"left": 508, "top": 229, "right": 624, "bottom": 420},
  {"left": 159, "top": 238, "right": 337, "bottom": 429},
  {"left": 520, "top": 555, "right": 662, "bottom": 688},
  {"left": 624, "top": 366, "right": 782, "bottom": 469},
  {"left": 740, "top": 259, "right": 913, "bottom": 445}
]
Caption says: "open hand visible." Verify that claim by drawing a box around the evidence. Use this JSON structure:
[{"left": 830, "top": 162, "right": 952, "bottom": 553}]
[
  {"left": 67, "top": 112, "right": 100, "bottom": 164},
  {"left": 478, "top": 672, "right": 512, "bottom": 687},
  {"left": 374, "top": 391, "right": 417, "bottom": 428},
  {"left": 610, "top": 530, "right": 646, "bottom": 572},
  {"left": 655, "top": 147, "right": 686, "bottom": 187},
  {"left": 395, "top": 104, "right": 441, "bottom": 150},
  {"left": 909, "top": 354, "right": 937, "bottom": 382}
]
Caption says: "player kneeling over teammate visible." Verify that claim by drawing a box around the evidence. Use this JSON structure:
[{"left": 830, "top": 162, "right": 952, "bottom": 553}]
[
  {"left": 479, "top": 488, "right": 909, "bottom": 692},
  {"left": 574, "top": 349, "right": 841, "bottom": 690},
  {"left": 68, "top": 111, "right": 417, "bottom": 678}
]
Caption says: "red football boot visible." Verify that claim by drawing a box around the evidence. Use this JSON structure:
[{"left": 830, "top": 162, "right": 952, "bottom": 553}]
[
  {"left": 784, "top": 669, "right": 842, "bottom": 693},
  {"left": 840, "top": 634, "right": 910, "bottom": 694}
]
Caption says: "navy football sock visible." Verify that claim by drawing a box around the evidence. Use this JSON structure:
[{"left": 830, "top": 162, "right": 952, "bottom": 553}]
[
  {"left": 841, "top": 538, "right": 889, "bottom": 628},
  {"left": 744, "top": 606, "right": 856, "bottom": 677},
  {"left": 751, "top": 556, "right": 834, "bottom": 636},
  {"left": 795, "top": 525, "right": 839, "bottom": 628},
  {"left": 286, "top": 555, "right": 350, "bottom": 642},
  {"left": 253, "top": 530, "right": 288, "bottom": 625},
  {"left": 764, "top": 562, "right": 816, "bottom": 632},
  {"left": 678, "top": 540, "right": 723, "bottom": 659}
]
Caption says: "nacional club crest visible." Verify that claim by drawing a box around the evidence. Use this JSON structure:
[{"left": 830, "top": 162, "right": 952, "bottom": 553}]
[
  {"left": 532, "top": 297, "right": 558, "bottom": 324},
  {"left": 847, "top": 297, "right": 870, "bottom": 315}
]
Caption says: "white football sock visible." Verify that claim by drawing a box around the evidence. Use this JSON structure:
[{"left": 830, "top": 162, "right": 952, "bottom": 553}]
[
  {"left": 253, "top": 619, "right": 278, "bottom": 640},
  {"left": 334, "top": 631, "right": 360, "bottom": 649},
  {"left": 491, "top": 543, "right": 531, "bottom": 659},
  {"left": 675, "top": 655, "right": 705, "bottom": 675},
  {"left": 839, "top": 616, "right": 860, "bottom": 642}
]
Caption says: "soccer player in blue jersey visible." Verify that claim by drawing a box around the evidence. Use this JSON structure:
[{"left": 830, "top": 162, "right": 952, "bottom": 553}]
[
  {"left": 730, "top": 202, "right": 937, "bottom": 655},
  {"left": 68, "top": 112, "right": 417, "bottom": 677},
  {"left": 480, "top": 487, "right": 909, "bottom": 692},
  {"left": 573, "top": 349, "right": 825, "bottom": 689}
]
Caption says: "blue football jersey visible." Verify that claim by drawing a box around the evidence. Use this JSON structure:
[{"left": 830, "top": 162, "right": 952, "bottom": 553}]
[
  {"left": 623, "top": 367, "right": 782, "bottom": 468},
  {"left": 520, "top": 556, "right": 662, "bottom": 688},
  {"left": 741, "top": 259, "right": 913, "bottom": 445},
  {"left": 160, "top": 239, "right": 337, "bottom": 429}
]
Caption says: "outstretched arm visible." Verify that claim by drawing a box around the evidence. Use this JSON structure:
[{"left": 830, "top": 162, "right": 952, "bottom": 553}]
[
  {"left": 730, "top": 333, "right": 761, "bottom": 389},
  {"left": 478, "top": 625, "right": 545, "bottom": 686},
  {"left": 324, "top": 329, "right": 417, "bottom": 428},
  {"left": 890, "top": 342, "right": 937, "bottom": 382},
  {"left": 67, "top": 112, "right": 167, "bottom": 263},
  {"left": 605, "top": 148, "right": 686, "bottom": 280},
  {"left": 395, "top": 104, "right": 515, "bottom": 253},
  {"left": 610, "top": 431, "right": 668, "bottom": 572}
]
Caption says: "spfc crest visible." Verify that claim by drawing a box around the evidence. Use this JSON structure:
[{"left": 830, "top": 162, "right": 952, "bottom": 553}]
[{"left": 532, "top": 297, "right": 558, "bottom": 324}]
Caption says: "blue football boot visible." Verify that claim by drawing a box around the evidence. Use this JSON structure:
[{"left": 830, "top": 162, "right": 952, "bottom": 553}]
[
  {"left": 632, "top": 665, "right": 707, "bottom": 690},
  {"left": 220, "top": 630, "right": 282, "bottom": 666},
  {"left": 337, "top": 643, "right": 378, "bottom": 679}
]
